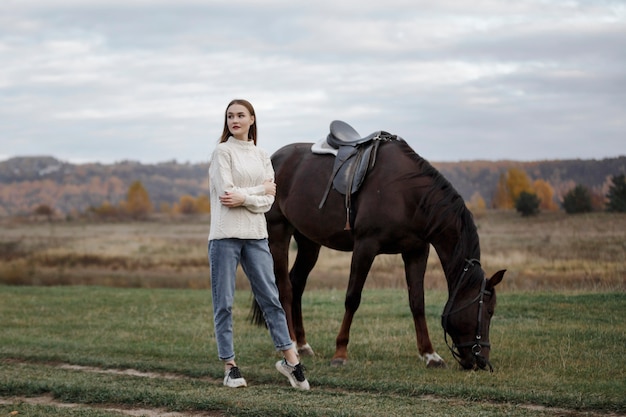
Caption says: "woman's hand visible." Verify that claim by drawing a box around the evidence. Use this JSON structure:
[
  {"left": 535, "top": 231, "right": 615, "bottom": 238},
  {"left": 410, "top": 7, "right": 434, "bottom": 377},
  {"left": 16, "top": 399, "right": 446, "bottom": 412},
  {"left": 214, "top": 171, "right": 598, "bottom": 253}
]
[
  {"left": 220, "top": 179, "right": 275, "bottom": 207},
  {"left": 219, "top": 191, "right": 245, "bottom": 207},
  {"left": 263, "top": 179, "right": 276, "bottom": 196}
]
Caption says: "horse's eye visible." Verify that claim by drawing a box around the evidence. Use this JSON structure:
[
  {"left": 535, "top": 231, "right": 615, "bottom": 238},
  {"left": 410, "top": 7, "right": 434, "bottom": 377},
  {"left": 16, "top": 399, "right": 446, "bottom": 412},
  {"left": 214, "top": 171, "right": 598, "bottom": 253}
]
[{"left": 487, "top": 308, "right": 494, "bottom": 316}]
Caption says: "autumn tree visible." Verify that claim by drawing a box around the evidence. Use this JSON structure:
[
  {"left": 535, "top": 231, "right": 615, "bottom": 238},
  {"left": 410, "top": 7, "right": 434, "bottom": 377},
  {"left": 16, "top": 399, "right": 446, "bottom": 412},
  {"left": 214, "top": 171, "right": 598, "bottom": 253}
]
[
  {"left": 89, "top": 201, "right": 122, "bottom": 220},
  {"left": 124, "top": 181, "right": 152, "bottom": 219},
  {"left": 606, "top": 174, "right": 626, "bottom": 212},
  {"left": 466, "top": 192, "right": 486, "bottom": 217},
  {"left": 177, "top": 195, "right": 198, "bottom": 215},
  {"left": 195, "top": 195, "right": 211, "bottom": 213},
  {"left": 492, "top": 173, "right": 513, "bottom": 209},
  {"left": 533, "top": 179, "right": 558, "bottom": 211},
  {"left": 507, "top": 168, "right": 533, "bottom": 201},
  {"left": 159, "top": 202, "right": 172, "bottom": 215},
  {"left": 173, "top": 195, "right": 211, "bottom": 215},
  {"left": 492, "top": 168, "right": 533, "bottom": 209}
]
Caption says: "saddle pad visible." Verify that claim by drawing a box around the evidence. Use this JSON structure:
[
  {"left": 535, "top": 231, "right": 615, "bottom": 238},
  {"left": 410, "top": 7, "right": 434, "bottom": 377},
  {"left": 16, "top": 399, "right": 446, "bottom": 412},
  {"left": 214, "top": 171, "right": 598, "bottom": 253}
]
[{"left": 311, "top": 137, "right": 338, "bottom": 156}]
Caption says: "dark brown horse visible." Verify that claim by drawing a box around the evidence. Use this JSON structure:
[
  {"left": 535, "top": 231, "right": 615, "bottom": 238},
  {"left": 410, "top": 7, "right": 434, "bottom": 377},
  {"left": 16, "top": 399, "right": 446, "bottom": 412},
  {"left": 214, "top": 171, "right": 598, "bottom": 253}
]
[{"left": 255, "top": 135, "right": 505, "bottom": 370}]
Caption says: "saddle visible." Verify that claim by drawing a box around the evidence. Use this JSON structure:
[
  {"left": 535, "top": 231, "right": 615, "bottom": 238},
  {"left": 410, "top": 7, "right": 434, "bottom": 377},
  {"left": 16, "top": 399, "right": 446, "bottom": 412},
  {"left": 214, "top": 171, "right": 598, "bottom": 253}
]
[
  {"left": 326, "top": 120, "right": 382, "bottom": 148},
  {"left": 319, "top": 120, "right": 399, "bottom": 230}
]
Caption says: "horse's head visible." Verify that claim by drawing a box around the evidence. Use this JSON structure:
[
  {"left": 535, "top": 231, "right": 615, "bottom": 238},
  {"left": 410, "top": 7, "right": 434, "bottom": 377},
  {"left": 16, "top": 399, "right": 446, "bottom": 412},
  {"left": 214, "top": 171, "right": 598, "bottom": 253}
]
[{"left": 441, "top": 260, "right": 505, "bottom": 371}]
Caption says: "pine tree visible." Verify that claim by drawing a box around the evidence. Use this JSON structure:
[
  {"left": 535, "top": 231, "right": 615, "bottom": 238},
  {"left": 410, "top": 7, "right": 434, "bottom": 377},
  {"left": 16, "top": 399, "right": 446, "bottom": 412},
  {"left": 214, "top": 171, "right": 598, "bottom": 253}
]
[
  {"left": 562, "top": 184, "right": 593, "bottom": 214},
  {"left": 515, "top": 191, "right": 541, "bottom": 216},
  {"left": 606, "top": 174, "right": 626, "bottom": 212}
]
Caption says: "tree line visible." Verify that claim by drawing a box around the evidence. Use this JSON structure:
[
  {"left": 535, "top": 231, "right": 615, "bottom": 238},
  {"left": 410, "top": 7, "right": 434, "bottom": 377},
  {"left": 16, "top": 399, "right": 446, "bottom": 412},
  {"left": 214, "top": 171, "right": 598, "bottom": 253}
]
[
  {"left": 485, "top": 169, "right": 626, "bottom": 216},
  {"left": 29, "top": 171, "right": 626, "bottom": 222},
  {"left": 4, "top": 155, "right": 626, "bottom": 219},
  {"left": 32, "top": 181, "right": 211, "bottom": 221}
]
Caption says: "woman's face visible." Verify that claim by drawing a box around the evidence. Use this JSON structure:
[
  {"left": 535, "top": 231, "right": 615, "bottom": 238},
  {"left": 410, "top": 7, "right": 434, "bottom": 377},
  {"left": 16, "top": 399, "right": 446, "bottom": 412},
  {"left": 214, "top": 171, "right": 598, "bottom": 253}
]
[{"left": 226, "top": 104, "right": 255, "bottom": 141}]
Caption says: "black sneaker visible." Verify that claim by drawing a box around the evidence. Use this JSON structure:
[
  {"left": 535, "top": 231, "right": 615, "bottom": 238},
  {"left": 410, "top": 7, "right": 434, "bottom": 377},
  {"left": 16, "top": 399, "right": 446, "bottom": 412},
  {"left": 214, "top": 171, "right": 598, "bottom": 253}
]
[
  {"left": 275, "top": 359, "right": 310, "bottom": 390},
  {"left": 223, "top": 366, "right": 247, "bottom": 388}
]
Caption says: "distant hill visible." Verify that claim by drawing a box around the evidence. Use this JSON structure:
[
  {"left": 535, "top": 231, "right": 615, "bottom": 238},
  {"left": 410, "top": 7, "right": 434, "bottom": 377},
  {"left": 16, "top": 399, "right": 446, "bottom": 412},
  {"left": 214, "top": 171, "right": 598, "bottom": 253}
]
[
  {"left": 0, "top": 157, "right": 209, "bottom": 216},
  {"left": 0, "top": 153, "right": 624, "bottom": 216}
]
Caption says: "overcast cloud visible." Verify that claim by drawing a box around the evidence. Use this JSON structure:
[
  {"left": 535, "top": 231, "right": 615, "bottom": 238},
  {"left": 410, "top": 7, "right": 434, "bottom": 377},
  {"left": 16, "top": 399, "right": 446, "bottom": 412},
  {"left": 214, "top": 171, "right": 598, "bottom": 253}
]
[{"left": 1, "top": 0, "right": 625, "bottom": 164}]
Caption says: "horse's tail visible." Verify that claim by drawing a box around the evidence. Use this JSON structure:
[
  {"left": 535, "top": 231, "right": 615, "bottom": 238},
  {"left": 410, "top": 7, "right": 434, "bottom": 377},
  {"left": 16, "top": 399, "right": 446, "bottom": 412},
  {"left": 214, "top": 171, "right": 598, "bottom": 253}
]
[{"left": 249, "top": 297, "right": 267, "bottom": 327}]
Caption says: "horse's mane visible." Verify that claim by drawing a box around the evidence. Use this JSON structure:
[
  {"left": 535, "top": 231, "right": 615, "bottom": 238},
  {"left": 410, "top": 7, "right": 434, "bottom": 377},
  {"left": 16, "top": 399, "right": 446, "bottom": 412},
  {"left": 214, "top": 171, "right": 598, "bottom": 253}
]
[{"left": 395, "top": 140, "right": 481, "bottom": 282}]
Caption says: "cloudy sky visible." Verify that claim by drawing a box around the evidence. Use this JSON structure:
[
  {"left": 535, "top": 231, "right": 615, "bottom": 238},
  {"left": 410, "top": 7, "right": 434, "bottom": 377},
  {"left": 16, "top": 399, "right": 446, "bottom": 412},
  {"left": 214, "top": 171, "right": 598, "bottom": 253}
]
[{"left": 1, "top": 0, "right": 625, "bottom": 164}]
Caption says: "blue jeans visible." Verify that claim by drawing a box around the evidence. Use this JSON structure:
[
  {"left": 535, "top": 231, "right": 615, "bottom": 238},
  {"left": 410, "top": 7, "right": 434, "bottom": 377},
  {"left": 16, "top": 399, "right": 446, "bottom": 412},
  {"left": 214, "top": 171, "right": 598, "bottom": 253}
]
[{"left": 208, "top": 238, "right": 294, "bottom": 362}]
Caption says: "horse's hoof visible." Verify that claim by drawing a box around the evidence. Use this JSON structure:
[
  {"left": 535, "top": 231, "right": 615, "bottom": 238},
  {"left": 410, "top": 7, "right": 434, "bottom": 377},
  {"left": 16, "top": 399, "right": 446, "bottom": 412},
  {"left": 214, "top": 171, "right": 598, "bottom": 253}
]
[
  {"left": 426, "top": 359, "right": 447, "bottom": 369},
  {"left": 330, "top": 358, "right": 348, "bottom": 367},
  {"left": 297, "top": 343, "right": 315, "bottom": 357},
  {"left": 424, "top": 352, "right": 447, "bottom": 369}
]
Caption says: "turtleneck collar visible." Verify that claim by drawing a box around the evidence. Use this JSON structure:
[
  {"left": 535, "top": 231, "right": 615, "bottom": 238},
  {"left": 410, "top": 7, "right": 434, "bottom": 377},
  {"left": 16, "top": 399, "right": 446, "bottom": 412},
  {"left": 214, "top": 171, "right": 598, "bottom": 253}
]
[{"left": 227, "top": 136, "right": 255, "bottom": 147}]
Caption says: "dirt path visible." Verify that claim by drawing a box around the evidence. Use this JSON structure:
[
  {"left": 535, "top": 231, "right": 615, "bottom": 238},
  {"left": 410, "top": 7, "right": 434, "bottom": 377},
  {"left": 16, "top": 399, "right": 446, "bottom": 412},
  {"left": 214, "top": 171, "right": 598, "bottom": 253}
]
[
  {"left": 1, "top": 362, "right": 623, "bottom": 417},
  {"left": 1, "top": 394, "right": 223, "bottom": 417},
  {"left": 0, "top": 362, "right": 224, "bottom": 416}
]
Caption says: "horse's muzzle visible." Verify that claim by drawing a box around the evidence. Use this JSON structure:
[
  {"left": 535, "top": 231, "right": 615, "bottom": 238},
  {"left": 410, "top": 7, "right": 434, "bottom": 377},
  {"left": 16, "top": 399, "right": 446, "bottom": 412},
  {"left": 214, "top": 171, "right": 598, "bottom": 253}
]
[{"left": 460, "top": 345, "right": 493, "bottom": 371}]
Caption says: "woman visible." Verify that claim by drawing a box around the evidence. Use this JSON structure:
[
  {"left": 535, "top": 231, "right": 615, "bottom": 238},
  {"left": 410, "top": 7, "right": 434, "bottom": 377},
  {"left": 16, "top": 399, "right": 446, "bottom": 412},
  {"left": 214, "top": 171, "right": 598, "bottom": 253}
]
[{"left": 208, "top": 99, "right": 309, "bottom": 390}]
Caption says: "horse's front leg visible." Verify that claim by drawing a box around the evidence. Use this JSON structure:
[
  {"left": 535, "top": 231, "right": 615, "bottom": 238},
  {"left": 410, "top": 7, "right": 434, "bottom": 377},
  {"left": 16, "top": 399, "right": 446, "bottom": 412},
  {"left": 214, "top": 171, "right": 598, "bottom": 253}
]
[
  {"left": 402, "top": 247, "right": 446, "bottom": 368},
  {"left": 331, "top": 241, "right": 377, "bottom": 366},
  {"left": 290, "top": 232, "right": 321, "bottom": 356}
]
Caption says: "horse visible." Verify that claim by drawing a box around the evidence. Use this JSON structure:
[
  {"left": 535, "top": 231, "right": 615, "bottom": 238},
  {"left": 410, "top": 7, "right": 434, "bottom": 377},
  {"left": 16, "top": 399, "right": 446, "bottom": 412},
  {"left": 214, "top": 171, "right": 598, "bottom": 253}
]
[{"left": 253, "top": 128, "right": 506, "bottom": 370}]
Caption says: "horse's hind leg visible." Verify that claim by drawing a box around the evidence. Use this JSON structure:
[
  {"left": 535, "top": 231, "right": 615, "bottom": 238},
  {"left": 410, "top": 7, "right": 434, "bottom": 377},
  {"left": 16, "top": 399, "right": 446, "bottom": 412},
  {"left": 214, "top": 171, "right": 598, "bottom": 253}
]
[
  {"left": 402, "top": 246, "right": 446, "bottom": 368},
  {"left": 291, "top": 231, "right": 321, "bottom": 356}
]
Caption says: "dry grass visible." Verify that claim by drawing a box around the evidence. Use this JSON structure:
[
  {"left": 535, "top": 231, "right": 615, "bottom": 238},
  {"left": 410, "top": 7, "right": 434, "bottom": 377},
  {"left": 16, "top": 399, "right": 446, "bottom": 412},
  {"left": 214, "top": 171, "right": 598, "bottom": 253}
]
[
  {"left": 296, "top": 211, "right": 626, "bottom": 292},
  {"left": 0, "top": 211, "right": 624, "bottom": 291},
  {"left": 476, "top": 211, "right": 625, "bottom": 291}
]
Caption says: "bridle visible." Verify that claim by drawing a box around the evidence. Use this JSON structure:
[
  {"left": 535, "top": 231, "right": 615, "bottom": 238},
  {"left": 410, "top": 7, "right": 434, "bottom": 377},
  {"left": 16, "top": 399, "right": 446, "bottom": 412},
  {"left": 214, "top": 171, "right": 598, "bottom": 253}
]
[{"left": 441, "top": 258, "right": 494, "bottom": 372}]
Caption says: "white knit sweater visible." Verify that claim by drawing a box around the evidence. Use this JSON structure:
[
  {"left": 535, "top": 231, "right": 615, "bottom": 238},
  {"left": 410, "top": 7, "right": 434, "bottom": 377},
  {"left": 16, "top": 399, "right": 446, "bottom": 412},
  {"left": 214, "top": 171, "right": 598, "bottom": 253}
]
[{"left": 208, "top": 137, "right": 275, "bottom": 241}]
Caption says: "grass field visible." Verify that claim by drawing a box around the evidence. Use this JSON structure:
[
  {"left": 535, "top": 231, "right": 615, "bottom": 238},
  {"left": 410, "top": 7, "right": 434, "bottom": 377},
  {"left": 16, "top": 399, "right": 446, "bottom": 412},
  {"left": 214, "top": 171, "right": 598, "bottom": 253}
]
[
  {"left": 0, "top": 211, "right": 625, "bottom": 416},
  {"left": 1, "top": 287, "right": 624, "bottom": 416}
]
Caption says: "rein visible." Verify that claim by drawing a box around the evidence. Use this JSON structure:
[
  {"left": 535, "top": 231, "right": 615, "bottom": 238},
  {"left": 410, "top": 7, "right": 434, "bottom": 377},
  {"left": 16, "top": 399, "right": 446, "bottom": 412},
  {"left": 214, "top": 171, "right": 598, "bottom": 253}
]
[{"left": 441, "top": 258, "right": 494, "bottom": 372}]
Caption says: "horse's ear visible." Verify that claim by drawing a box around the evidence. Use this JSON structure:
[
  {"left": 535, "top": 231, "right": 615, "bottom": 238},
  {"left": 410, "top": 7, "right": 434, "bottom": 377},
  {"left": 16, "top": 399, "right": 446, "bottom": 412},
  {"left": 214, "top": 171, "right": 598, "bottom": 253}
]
[{"left": 486, "top": 269, "right": 506, "bottom": 290}]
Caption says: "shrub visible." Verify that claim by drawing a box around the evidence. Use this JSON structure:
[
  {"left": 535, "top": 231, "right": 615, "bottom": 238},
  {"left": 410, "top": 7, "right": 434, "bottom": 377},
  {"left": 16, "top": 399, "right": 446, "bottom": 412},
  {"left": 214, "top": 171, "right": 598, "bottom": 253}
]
[
  {"left": 33, "top": 204, "right": 54, "bottom": 218},
  {"left": 89, "top": 202, "right": 123, "bottom": 220},
  {"left": 177, "top": 195, "right": 198, "bottom": 215}
]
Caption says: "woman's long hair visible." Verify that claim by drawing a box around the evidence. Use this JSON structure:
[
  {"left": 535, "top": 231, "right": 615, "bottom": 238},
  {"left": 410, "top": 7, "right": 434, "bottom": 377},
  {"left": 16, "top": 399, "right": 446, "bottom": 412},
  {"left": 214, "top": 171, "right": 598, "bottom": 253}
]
[{"left": 219, "top": 99, "right": 257, "bottom": 145}]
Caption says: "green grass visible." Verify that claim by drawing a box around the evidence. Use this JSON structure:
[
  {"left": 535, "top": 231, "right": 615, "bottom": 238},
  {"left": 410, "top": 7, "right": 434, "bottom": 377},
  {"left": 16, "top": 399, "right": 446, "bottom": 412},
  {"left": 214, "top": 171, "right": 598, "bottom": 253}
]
[{"left": 1, "top": 286, "right": 624, "bottom": 416}]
